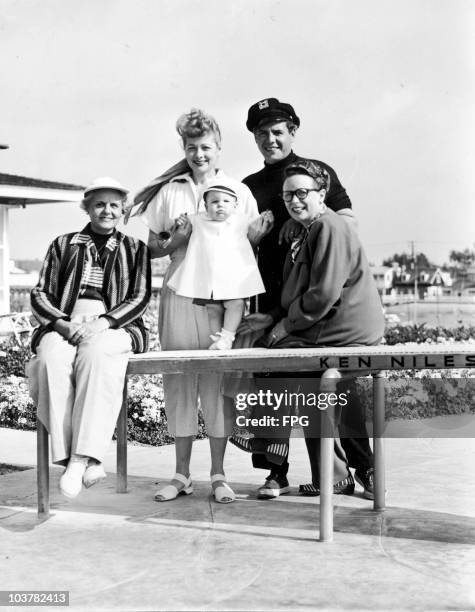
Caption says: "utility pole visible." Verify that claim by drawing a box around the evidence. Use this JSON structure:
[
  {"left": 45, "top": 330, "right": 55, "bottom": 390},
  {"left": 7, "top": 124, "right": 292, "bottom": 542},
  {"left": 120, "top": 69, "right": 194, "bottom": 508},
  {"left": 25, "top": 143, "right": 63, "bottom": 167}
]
[{"left": 409, "top": 240, "right": 418, "bottom": 324}]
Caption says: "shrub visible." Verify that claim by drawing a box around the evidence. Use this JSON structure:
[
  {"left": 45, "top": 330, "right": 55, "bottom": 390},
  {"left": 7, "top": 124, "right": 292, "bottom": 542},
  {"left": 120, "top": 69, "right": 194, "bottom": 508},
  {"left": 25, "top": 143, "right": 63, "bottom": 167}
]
[
  {"left": 143, "top": 307, "right": 160, "bottom": 351},
  {"left": 355, "top": 368, "right": 475, "bottom": 421},
  {"left": 384, "top": 323, "right": 475, "bottom": 345},
  {"left": 123, "top": 374, "right": 206, "bottom": 445},
  {"left": 0, "top": 373, "right": 206, "bottom": 446},
  {"left": 1, "top": 320, "right": 474, "bottom": 444},
  {"left": 0, "top": 375, "right": 36, "bottom": 430},
  {"left": 0, "top": 340, "right": 32, "bottom": 377}
]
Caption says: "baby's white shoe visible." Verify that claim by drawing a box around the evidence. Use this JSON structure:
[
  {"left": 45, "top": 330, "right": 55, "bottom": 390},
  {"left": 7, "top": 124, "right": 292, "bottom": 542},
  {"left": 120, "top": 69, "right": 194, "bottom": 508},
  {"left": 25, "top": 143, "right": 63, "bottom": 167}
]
[{"left": 209, "top": 328, "right": 235, "bottom": 350}]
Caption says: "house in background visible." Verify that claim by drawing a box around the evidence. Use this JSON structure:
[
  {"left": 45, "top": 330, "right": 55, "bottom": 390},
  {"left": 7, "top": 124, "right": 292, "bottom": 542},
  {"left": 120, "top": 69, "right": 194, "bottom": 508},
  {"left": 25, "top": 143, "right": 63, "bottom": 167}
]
[
  {"left": 369, "top": 265, "right": 393, "bottom": 296},
  {"left": 425, "top": 268, "right": 453, "bottom": 297},
  {"left": 0, "top": 172, "right": 83, "bottom": 313},
  {"left": 9, "top": 260, "right": 39, "bottom": 312},
  {"left": 371, "top": 263, "right": 454, "bottom": 301}
]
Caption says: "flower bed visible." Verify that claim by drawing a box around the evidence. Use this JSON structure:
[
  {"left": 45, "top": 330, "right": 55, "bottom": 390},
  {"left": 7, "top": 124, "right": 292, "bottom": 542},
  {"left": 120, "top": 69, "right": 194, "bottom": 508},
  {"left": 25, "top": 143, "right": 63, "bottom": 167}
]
[
  {"left": 355, "top": 368, "right": 475, "bottom": 422},
  {"left": 0, "top": 371, "right": 206, "bottom": 445},
  {"left": 0, "top": 341, "right": 31, "bottom": 378},
  {"left": 0, "top": 375, "right": 35, "bottom": 430},
  {"left": 384, "top": 323, "right": 475, "bottom": 345},
  {"left": 1, "top": 322, "right": 474, "bottom": 445},
  {"left": 123, "top": 374, "right": 206, "bottom": 445}
]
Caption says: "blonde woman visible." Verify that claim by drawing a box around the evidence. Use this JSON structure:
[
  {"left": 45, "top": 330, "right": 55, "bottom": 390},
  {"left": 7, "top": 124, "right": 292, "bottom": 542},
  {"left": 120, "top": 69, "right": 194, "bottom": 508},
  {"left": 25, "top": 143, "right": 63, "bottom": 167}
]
[{"left": 139, "top": 110, "right": 267, "bottom": 503}]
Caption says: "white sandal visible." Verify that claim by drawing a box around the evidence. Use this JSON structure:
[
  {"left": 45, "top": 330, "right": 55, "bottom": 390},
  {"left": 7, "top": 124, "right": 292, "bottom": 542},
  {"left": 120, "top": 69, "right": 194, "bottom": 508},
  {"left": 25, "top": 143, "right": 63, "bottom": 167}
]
[
  {"left": 154, "top": 473, "right": 193, "bottom": 502},
  {"left": 211, "top": 473, "right": 236, "bottom": 504}
]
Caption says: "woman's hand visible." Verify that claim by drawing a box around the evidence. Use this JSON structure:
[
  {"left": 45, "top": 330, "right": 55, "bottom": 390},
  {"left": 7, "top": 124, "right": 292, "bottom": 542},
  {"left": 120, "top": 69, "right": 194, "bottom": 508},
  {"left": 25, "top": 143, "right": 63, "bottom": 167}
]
[
  {"left": 174, "top": 214, "right": 192, "bottom": 238},
  {"left": 237, "top": 312, "right": 273, "bottom": 335},
  {"left": 67, "top": 318, "right": 110, "bottom": 345},
  {"left": 53, "top": 319, "right": 81, "bottom": 343},
  {"left": 267, "top": 319, "right": 288, "bottom": 346},
  {"left": 247, "top": 210, "right": 274, "bottom": 246},
  {"left": 278, "top": 218, "right": 304, "bottom": 245},
  {"left": 148, "top": 220, "right": 191, "bottom": 257},
  {"left": 175, "top": 213, "right": 189, "bottom": 227}
]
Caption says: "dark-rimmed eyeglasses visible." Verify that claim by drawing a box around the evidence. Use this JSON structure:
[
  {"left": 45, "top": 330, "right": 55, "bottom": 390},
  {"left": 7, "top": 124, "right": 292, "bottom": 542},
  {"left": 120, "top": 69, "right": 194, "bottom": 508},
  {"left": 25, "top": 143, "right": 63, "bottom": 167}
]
[{"left": 281, "top": 188, "right": 320, "bottom": 203}]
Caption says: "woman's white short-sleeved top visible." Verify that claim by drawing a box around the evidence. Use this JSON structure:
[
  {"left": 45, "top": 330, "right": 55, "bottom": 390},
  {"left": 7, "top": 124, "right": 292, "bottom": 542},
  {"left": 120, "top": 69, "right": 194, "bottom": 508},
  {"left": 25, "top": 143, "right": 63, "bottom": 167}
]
[{"left": 167, "top": 212, "right": 265, "bottom": 300}]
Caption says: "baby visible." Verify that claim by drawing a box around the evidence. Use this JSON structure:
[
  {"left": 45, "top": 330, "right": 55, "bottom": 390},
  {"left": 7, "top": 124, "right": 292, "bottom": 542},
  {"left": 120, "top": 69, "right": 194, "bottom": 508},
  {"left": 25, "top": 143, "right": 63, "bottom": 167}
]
[{"left": 167, "top": 179, "right": 272, "bottom": 349}]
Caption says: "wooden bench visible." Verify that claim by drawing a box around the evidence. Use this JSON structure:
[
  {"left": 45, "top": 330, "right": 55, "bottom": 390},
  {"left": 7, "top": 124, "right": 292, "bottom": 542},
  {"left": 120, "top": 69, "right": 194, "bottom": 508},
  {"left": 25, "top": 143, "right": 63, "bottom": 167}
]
[{"left": 36, "top": 343, "right": 475, "bottom": 541}]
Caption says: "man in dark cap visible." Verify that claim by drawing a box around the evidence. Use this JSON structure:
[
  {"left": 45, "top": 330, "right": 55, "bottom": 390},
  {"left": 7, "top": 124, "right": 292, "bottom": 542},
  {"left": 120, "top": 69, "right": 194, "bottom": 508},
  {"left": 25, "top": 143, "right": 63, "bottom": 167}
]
[{"left": 238, "top": 97, "right": 375, "bottom": 500}]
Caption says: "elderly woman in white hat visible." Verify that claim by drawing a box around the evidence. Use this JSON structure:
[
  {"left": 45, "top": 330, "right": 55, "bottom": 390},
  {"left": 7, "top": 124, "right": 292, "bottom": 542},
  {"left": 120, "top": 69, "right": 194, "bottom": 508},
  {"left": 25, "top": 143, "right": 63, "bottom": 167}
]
[{"left": 28, "top": 177, "right": 151, "bottom": 499}]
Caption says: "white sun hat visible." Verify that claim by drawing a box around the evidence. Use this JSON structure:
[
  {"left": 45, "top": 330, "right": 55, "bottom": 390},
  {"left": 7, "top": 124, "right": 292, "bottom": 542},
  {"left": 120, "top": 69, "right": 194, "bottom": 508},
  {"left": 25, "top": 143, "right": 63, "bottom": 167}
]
[{"left": 84, "top": 176, "right": 129, "bottom": 196}]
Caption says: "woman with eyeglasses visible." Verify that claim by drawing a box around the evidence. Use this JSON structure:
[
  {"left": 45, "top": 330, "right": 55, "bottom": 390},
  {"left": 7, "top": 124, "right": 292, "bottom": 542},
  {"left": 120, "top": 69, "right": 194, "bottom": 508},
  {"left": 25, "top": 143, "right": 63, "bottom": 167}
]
[{"left": 238, "top": 159, "right": 384, "bottom": 494}]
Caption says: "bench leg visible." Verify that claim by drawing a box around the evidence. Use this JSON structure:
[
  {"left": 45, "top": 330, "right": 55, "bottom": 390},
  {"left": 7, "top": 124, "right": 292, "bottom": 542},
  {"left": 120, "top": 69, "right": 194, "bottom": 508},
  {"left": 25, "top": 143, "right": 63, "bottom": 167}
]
[
  {"left": 372, "top": 371, "right": 386, "bottom": 511},
  {"left": 320, "top": 420, "right": 334, "bottom": 542},
  {"left": 37, "top": 419, "right": 49, "bottom": 517},
  {"left": 116, "top": 379, "right": 128, "bottom": 493},
  {"left": 319, "top": 368, "right": 341, "bottom": 542}
]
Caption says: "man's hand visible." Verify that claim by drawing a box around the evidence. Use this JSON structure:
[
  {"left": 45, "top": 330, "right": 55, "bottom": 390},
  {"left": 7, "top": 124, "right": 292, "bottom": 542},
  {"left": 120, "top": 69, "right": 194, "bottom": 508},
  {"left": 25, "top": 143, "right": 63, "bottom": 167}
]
[
  {"left": 237, "top": 312, "right": 273, "bottom": 335},
  {"left": 278, "top": 218, "right": 304, "bottom": 245},
  {"left": 247, "top": 210, "right": 274, "bottom": 246}
]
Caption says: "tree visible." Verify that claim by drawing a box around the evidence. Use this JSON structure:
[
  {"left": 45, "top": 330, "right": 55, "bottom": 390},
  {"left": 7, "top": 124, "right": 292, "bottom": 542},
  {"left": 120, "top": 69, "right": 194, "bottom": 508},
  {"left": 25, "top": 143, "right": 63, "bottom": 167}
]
[
  {"left": 448, "top": 248, "right": 475, "bottom": 269},
  {"left": 382, "top": 252, "right": 431, "bottom": 269},
  {"left": 447, "top": 247, "right": 475, "bottom": 291}
]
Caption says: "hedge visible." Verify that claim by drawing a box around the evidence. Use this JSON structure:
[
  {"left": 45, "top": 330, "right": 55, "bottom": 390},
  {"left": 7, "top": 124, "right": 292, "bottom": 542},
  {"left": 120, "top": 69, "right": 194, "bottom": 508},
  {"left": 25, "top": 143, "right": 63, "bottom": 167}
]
[{"left": 1, "top": 323, "right": 474, "bottom": 446}]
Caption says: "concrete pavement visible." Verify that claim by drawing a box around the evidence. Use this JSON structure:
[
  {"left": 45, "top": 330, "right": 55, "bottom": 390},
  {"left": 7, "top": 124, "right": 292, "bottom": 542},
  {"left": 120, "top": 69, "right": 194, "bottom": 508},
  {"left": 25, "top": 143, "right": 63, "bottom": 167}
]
[{"left": 1, "top": 425, "right": 475, "bottom": 611}]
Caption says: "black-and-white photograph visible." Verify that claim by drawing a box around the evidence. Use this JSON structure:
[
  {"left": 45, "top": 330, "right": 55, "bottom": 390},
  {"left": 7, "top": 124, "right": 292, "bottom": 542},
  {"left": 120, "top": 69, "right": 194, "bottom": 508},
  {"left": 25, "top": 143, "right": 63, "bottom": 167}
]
[{"left": 1, "top": 1, "right": 474, "bottom": 610}]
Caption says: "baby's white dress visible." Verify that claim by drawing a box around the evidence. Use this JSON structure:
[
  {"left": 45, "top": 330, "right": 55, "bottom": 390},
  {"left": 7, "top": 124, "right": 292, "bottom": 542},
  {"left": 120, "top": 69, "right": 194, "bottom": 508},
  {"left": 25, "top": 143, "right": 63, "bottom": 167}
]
[{"left": 167, "top": 212, "right": 265, "bottom": 300}]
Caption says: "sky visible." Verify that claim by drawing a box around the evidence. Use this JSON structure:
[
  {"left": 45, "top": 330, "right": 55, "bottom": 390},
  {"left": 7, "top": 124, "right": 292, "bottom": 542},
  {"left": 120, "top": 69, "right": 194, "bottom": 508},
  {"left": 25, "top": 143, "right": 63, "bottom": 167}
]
[{"left": 1, "top": 0, "right": 474, "bottom": 265}]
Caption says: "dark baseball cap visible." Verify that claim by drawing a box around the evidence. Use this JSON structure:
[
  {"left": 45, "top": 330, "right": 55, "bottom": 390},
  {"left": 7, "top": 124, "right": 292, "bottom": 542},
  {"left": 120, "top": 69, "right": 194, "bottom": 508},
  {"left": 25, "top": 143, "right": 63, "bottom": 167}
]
[{"left": 246, "top": 98, "right": 300, "bottom": 132}]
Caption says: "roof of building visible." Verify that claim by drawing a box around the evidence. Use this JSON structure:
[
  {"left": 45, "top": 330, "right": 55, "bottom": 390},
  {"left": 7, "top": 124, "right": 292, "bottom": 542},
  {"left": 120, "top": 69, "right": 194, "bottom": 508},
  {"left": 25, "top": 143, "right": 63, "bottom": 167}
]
[
  {"left": 0, "top": 173, "right": 85, "bottom": 207},
  {"left": 0, "top": 173, "right": 84, "bottom": 190}
]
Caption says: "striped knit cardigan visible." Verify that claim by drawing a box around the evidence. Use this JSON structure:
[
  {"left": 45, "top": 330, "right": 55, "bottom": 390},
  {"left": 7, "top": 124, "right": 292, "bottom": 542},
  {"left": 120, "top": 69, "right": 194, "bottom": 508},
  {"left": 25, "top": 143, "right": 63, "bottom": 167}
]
[{"left": 30, "top": 227, "right": 151, "bottom": 353}]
